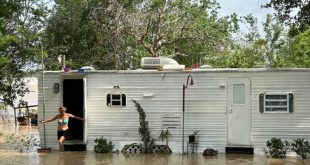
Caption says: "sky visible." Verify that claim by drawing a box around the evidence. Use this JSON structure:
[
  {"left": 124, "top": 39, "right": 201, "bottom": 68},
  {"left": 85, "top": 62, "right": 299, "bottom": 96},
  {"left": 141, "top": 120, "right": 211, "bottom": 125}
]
[{"left": 216, "top": 0, "right": 275, "bottom": 35}]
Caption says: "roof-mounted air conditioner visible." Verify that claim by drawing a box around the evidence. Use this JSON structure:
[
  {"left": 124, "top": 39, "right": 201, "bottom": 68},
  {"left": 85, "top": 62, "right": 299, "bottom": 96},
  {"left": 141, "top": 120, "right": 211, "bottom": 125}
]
[{"left": 141, "top": 57, "right": 179, "bottom": 69}]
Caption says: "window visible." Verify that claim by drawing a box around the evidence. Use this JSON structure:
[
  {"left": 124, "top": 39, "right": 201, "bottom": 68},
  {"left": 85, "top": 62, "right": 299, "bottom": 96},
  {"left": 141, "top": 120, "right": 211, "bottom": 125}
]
[
  {"left": 233, "top": 84, "right": 245, "bottom": 104},
  {"left": 106, "top": 93, "right": 126, "bottom": 107},
  {"left": 259, "top": 93, "right": 294, "bottom": 113}
]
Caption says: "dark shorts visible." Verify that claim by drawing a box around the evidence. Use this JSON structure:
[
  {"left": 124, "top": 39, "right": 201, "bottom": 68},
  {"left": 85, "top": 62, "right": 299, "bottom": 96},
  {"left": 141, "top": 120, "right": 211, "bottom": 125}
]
[{"left": 57, "top": 130, "right": 69, "bottom": 140}]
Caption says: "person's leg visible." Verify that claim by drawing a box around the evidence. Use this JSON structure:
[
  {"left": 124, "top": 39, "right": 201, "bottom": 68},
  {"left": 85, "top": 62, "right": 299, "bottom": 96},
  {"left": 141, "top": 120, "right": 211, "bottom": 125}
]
[
  {"left": 58, "top": 136, "right": 65, "bottom": 152},
  {"left": 57, "top": 131, "right": 66, "bottom": 152}
]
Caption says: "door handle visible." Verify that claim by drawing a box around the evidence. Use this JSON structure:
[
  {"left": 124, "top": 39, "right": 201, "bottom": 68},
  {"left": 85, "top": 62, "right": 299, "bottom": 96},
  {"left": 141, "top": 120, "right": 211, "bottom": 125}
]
[{"left": 229, "top": 108, "right": 232, "bottom": 113}]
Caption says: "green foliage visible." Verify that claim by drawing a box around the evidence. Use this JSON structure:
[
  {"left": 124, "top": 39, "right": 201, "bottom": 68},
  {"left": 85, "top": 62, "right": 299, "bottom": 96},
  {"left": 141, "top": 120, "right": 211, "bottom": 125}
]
[
  {"left": 263, "top": 0, "right": 310, "bottom": 35},
  {"left": 224, "top": 13, "right": 302, "bottom": 68},
  {"left": 132, "top": 99, "right": 155, "bottom": 153},
  {"left": 93, "top": 137, "right": 114, "bottom": 153},
  {"left": 45, "top": 0, "right": 132, "bottom": 70},
  {"left": 0, "top": 0, "right": 49, "bottom": 106},
  {"left": 291, "top": 139, "right": 310, "bottom": 159},
  {"left": 289, "top": 27, "right": 310, "bottom": 67},
  {"left": 263, "top": 137, "right": 289, "bottom": 158},
  {"left": 159, "top": 129, "right": 171, "bottom": 146},
  {"left": 44, "top": 0, "right": 234, "bottom": 69},
  {"left": 44, "top": 0, "right": 310, "bottom": 69},
  {"left": 214, "top": 14, "right": 266, "bottom": 68},
  {"left": 1, "top": 0, "right": 309, "bottom": 80},
  {"left": 262, "top": 13, "right": 288, "bottom": 68}
]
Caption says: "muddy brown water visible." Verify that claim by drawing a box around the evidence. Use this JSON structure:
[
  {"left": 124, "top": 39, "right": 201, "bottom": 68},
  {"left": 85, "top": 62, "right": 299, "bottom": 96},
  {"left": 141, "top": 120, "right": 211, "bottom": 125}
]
[{"left": 1, "top": 125, "right": 309, "bottom": 165}]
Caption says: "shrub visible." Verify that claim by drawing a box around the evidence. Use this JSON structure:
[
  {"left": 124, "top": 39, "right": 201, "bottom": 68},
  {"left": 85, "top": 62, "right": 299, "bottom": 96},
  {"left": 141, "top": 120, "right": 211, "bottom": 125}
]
[
  {"left": 263, "top": 137, "right": 289, "bottom": 158},
  {"left": 159, "top": 129, "right": 171, "bottom": 146},
  {"left": 132, "top": 100, "right": 155, "bottom": 153},
  {"left": 291, "top": 138, "right": 310, "bottom": 159},
  {"left": 93, "top": 137, "right": 114, "bottom": 153}
]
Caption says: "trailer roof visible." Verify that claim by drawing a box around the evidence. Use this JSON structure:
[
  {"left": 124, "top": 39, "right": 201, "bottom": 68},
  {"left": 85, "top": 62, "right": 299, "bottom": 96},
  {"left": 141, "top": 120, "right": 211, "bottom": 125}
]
[{"left": 43, "top": 68, "right": 310, "bottom": 74}]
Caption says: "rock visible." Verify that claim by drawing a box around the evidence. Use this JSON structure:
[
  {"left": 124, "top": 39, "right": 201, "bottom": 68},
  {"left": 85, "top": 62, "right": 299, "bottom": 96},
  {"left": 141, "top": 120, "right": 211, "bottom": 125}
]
[{"left": 202, "top": 148, "right": 218, "bottom": 156}]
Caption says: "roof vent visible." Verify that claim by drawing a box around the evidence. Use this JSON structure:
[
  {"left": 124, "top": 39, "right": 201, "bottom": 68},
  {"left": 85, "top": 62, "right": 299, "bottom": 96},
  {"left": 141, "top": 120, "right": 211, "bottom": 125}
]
[
  {"left": 81, "top": 66, "right": 95, "bottom": 70},
  {"left": 141, "top": 57, "right": 179, "bottom": 69},
  {"left": 199, "top": 65, "right": 212, "bottom": 69}
]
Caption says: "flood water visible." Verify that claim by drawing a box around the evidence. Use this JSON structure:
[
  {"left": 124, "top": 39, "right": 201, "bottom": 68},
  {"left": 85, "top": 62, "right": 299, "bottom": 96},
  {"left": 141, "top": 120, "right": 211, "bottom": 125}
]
[{"left": 1, "top": 125, "right": 310, "bottom": 165}]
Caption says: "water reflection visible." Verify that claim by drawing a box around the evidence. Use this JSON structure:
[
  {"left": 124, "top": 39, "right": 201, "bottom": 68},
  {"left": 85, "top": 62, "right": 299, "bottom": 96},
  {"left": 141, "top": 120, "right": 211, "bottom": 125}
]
[
  {"left": 1, "top": 126, "right": 310, "bottom": 165},
  {"left": 0, "top": 150, "right": 310, "bottom": 165},
  {"left": 39, "top": 152, "right": 87, "bottom": 165},
  {"left": 0, "top": 124, "right": 38, "bottom": 136}
]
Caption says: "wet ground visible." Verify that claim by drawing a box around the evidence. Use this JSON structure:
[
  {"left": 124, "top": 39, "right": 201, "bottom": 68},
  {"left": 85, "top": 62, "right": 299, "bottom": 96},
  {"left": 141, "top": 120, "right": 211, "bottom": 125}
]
[{"left": 1, "top": 125, "right": 309, "bottom": 165}]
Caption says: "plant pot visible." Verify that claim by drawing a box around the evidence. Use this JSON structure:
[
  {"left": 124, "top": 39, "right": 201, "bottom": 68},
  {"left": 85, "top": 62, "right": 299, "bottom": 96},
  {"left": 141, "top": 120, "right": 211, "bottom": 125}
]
[
  {"left": 64, "top": 68, "right": 71, "bottom": 72},
  {"left": 189, "top": 135, "right": 195, "bottom": 143}
]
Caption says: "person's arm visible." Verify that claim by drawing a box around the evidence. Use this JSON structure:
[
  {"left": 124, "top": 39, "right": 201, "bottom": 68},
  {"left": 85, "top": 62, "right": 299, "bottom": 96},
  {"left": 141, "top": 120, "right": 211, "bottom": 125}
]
[
  {"left": 40, "top": 115, "right": 58, "bottom": 124},
  {"left": 68, "top": 113, "right": 84, "bottom": 121}
]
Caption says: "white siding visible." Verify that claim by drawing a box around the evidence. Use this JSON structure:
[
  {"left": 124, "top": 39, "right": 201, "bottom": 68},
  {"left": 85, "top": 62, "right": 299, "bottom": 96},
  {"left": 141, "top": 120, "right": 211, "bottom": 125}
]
[
  {"left": 250, "top": 71, "right": 310, "bottom": 155},
  {"left": 83, "top": 72, "right": 228, "bottom": 153},
  {"left": 38, "top": 69, "right": 310, "bottom": 154},
  {"left": 38, "top": 73, "right": 62, "bottom": 149}
]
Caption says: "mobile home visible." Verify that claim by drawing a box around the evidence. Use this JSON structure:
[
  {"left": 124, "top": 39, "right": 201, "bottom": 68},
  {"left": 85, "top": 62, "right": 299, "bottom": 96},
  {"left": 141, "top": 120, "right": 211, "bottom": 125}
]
[{"left": 38, "top": 66, "right": 310, "bottom": 154}]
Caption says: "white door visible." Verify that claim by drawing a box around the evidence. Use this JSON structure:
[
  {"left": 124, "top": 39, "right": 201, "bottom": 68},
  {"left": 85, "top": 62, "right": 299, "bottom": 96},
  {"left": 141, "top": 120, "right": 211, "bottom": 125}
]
[{"left": 227, "top": 77, "right": 251, "bottom": 146}]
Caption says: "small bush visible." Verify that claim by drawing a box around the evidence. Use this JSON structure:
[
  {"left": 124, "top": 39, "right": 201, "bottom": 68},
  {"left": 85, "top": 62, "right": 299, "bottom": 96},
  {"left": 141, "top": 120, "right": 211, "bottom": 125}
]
[
  {"left": 159, "top": 129, "right": 171, "bottom": 146},
  {"left": 263, "top": 137, "right": 289, "bottom": 158},
  {"left": 93, "top": 137, "right": 114, "bottom": 153},
  {"left": 291, "top": 138, "right": 310, "bottom": 159}
]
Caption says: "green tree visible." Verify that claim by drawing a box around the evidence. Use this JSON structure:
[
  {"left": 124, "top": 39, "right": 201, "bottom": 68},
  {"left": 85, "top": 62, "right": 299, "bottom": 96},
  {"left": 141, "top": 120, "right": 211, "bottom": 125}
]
[
  {"left": 0, "top": 0, "right": 49, "bottom": 106},
  {"left": 44, "top": 0, "right": 139, "bottom": 70},
  {"left": 262, "top": 13, "right": 292, "bottom": 68},
  {"left": 288, "top": 27, "right": 310, "bottom": 67},
  {"left": 223, "top": 14, "right": 265, "bottom": 68},
  {"left": 132, "top": 100, "right": 155, "bottom": 153},
  {"left": 123, "top": 0, "right": 233, "bottom": 67},
  {"left": 264, "top": 0, "right": 310, "bottom": 35},
  {"left": 223, "top": 13, "right": 298, "bottom": 68},
  {"left": 44, "top": 0, "right": 234, "bottom": 69}
]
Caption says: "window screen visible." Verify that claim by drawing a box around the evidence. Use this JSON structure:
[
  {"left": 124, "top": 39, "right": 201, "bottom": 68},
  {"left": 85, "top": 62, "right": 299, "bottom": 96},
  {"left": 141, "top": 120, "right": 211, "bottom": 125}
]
[
  {"left": 107, "top": 93, "right": 126, "bottom": 107},
  {"left": 259, "top": 93, "right": 293, "bottom": 113}
]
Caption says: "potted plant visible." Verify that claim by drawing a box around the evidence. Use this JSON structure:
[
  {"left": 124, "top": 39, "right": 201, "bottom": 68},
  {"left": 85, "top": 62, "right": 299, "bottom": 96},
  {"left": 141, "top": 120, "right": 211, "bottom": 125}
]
[
  {"left": 159, "top": 129, "right": 172, "bottom": 146},
  {"left": 263, "top": 137, "right": 289, "bottom": 165},
  {"left": 188, "top": 130, "right": 199, "bottom": 143},
  {"left": 64, "top": 61, "right": 74, "bottom": 72}
]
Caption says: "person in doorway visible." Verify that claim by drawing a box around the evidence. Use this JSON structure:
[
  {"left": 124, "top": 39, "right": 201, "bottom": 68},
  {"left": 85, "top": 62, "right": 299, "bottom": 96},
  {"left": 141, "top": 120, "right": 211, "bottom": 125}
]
[{"left": 40, "top": 106, "right": 84, "bottom": 152}]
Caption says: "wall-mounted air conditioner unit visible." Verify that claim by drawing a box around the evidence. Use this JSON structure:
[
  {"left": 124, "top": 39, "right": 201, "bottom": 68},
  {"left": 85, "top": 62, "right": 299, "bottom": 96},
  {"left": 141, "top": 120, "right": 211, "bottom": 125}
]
[{"left": 141, "top": 57, "right": 180, "bottom": 69}]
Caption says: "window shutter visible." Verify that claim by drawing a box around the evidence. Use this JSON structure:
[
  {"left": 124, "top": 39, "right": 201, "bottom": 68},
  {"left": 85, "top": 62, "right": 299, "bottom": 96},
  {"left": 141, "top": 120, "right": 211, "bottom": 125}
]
[
  {"left": 107, "top": 94, "right": 111, "bottom": 106},
  {"left": 259, "top": 93, "right": 264, "bottom": 113},
  {"left": 122, "top": 94, "right": 126, "bottom": 106},
  {"left": 289, "top": 93, "right": 294, "bottom": 113}
]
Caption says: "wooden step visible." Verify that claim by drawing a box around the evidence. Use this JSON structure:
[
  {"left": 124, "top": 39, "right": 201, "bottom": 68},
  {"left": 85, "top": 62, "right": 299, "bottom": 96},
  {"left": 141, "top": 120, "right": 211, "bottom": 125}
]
[{"left": 225, "top": 146, "right": 254, "bottom": 154}]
